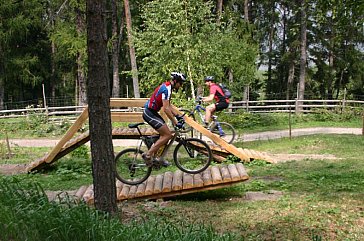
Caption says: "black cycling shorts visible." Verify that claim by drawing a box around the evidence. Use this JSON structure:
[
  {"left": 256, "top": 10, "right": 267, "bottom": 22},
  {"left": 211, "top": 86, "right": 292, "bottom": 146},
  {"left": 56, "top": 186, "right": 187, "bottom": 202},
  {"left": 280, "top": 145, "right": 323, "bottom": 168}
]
[
  {"left": 142, "top": 108, "right": 165, "bottom": 130},
  {"left": 215, "top": 101, "right": 229, "bottom": 112}
]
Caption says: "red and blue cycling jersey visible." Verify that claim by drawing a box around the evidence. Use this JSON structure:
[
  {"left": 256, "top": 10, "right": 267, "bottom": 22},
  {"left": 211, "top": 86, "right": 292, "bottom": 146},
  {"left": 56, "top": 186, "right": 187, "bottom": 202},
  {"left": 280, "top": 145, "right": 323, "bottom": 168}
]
[{"left": 144, "top": 81, "right": 172, "bottom": 111}]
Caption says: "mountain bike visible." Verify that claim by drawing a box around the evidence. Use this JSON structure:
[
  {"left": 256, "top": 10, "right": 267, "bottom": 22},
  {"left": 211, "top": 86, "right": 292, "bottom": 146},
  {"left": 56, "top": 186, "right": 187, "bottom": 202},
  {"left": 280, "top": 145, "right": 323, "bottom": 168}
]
[
  {"left": 180, "top": 97, "right": 236, "bottom": 144},
  {"left": 115, "top": 120, "right": 212, "bottom": 185}
]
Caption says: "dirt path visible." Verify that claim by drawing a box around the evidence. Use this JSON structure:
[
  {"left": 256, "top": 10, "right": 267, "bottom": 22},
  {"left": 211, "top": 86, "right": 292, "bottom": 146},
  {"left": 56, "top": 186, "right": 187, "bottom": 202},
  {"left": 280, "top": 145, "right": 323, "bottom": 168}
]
[
  {"left": 6, "top": 127, "right": 362, "bottom": 147},
  {"left": 1, "top": 127, "right": 360, "bottom": 176}
]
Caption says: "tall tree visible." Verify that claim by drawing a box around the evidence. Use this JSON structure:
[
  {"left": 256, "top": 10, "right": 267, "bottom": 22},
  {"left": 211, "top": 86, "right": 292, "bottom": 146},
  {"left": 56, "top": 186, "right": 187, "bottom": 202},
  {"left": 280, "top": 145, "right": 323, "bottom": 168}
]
[
  {"left": 86, "top": 0, "right": 117, "bottom": 215},
  {"left": 124, "top": 0, "right": 140, "bottom": 98},
  {"left": 111, "top": 0, "right": 121, "bottom": 98},
  {"left": 297, "top": 0, "right": 307, "bottom": 112}
]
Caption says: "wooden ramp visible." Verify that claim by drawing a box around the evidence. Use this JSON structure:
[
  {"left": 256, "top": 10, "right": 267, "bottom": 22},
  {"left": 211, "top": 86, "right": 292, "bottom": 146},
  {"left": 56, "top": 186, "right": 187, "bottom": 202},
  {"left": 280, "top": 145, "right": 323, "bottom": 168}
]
[
  {"left": 26, "top": 127, "right": 158, "bottom": 172},
  {"left": 26, "top": 98, "right": 275, "bottom": 172},
  {"left": 74, "top": 163, "right": 249, "bottom": 204}
]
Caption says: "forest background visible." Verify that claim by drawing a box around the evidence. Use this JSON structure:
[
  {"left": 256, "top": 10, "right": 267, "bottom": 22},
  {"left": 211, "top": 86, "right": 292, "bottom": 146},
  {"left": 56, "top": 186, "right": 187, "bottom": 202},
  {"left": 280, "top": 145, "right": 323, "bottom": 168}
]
[{"left": 0, "top": 0, "right": 363, "bottom": 110}]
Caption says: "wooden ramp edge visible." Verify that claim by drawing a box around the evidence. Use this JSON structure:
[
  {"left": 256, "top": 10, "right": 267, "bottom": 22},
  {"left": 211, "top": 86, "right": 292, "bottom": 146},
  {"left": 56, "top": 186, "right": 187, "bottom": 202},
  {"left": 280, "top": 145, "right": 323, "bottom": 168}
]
[{"left": 74, "top": 163, "right": 249, "bottom": 204}]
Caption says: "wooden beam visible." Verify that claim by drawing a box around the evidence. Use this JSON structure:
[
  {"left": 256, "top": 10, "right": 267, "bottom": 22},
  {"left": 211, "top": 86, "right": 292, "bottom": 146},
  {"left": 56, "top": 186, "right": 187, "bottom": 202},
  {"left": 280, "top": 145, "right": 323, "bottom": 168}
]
[
  {"left": 111, "top": 112, "right": 144, "bottom": 122},
  {"left": 110, "top": 98, "right": 148, "bottom": 108},
  {"left": 44, "top": 107, "right": 89, "bottom": 163}
]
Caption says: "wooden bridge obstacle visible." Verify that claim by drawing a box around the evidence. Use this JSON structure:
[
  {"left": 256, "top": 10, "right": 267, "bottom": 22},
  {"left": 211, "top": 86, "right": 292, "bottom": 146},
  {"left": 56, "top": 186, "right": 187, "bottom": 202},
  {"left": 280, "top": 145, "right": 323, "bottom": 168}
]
[
  {"left": 26, "top": 98, "right": 274, "bottom": 173},
  {"left": 25, "top": 98, "right": 276, "bottom": 202},
  {"left": 72, "top": 163, "right": 249, "bottom": 204}
]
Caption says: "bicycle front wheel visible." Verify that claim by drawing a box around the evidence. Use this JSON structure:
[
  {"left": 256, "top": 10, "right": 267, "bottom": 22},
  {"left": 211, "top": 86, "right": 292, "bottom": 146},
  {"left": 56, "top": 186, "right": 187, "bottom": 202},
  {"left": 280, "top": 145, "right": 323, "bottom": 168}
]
[
  {"left": 115, "top": 148, "right": 152, "bottom": 185},
  {"left": 210, "top": 122, "right": 236, "bottom": 144},
  {"left": 173, "top": 138, "right": 212, "bottom": 174}
]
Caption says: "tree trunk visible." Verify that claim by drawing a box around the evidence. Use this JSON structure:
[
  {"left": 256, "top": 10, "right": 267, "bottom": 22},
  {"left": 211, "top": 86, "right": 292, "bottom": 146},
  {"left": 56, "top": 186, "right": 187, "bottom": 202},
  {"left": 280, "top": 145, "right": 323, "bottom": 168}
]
[
  {"left": 243, "top": 0, "right": 249, "bottom": 101},
  {"left": 0, "top": 44, "right": 4, "bottom": 110},
  {"left": 124, "top": 0, "right": 140, "bottom": 98},
  {"left": 76, "top": 7, "right": 87, "bottom": 106},
  {"left": 267, "top": 2, "right": 275, "bottom": 85},
  {"left": 244, "top": 0, "right": 249, "bottom": 22},
  {"left": 216, "top": 0, "right": 223, "bottom": 23},
  {"left": 111, "top": 0, "right": 120, "bottom": 98},
  {"left": 286, "top": 59, "right": 295, "bottom": 100},
  {"left": 86, "top": 0, "right": 118, "bottom": 215},
  {"left": 297, "top": 0, "right": 307, "bottom": 113}
]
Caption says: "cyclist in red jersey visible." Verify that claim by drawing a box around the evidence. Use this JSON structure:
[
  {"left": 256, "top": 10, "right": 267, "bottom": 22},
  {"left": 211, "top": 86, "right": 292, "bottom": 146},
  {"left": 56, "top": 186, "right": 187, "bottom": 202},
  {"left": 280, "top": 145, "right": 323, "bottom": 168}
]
[
  {"left": 142, "top": 72, "right": 186, "bottom": 166},
  {"left": 201, "top": 76, "right": 229, "bottom": 126}
]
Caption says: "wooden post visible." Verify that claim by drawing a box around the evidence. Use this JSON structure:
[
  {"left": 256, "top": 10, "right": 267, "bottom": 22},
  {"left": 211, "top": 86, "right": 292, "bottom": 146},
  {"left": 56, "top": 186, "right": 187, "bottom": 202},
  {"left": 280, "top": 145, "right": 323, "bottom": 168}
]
[
  {"left": 362, "top": 112, "right": 364, "bottom": 136},
  {"left": 288, "top": 106, "right": 292, "bottom": 140},
  {"left": 5, "top": 131, "right": 12, "bottom": 158},
  {"left": 42, "top": 83, "right": 48, "bottom": 114}
]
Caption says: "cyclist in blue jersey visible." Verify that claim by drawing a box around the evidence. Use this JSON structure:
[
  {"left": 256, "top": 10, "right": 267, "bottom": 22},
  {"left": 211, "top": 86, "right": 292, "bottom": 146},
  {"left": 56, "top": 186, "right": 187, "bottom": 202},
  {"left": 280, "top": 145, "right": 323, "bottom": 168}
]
[{"left": 142, "top": 72, "right": 186, "bottom": 166}]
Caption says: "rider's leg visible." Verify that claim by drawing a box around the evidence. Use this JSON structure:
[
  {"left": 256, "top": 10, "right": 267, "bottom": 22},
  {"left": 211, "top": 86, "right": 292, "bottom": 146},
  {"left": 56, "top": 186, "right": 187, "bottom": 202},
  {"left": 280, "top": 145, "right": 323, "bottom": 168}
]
[
  {"left": 146, "top": 124, "right": 172, "bottom": 158},
  {"left": 205, "top": 104, "right": 216, "bottom": 125}
]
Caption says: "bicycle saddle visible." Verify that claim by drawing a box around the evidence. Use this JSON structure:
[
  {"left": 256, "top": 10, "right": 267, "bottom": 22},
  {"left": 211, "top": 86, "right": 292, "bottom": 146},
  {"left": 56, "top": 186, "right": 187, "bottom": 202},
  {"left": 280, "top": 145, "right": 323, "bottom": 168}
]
[{"left": 128, "top": 122, "right": 145, "bottom": 128}]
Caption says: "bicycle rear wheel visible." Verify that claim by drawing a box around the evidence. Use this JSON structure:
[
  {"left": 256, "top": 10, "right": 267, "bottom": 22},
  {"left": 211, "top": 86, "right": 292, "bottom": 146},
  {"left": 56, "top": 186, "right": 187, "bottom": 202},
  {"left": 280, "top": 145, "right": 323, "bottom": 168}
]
[
  {"left": 210, "top": 122, "right": 236, "bottom": 144},
  {"left": 173, "top": 138, "right": 212, "bottom": 174},
  {"left": 115, "top": 148, "right": 152, "bottom": 185}
]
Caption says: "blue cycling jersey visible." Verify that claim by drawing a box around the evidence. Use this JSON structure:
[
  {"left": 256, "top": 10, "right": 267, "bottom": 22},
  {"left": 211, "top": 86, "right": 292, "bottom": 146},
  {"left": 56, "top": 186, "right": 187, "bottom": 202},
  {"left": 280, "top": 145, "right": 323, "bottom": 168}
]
[{"left": 144, "top": 81, "right": 172, "bottom": 111}]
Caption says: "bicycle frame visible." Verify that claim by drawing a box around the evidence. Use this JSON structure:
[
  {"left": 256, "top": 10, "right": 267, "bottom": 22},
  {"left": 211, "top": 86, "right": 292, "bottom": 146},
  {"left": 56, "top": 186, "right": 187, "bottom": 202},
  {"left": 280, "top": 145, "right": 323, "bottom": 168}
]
[
  {"left": 136, "top": 128, "right": 181, "bottom": 164},
  {"left": 190, "top": 101, "right": 226, "bottom": 136}
]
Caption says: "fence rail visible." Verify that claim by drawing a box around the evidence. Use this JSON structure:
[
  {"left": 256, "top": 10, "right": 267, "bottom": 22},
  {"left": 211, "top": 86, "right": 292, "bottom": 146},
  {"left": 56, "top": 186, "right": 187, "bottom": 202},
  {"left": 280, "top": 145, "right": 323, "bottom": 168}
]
[{"left": 1, "top": 99, "right": 363, "bottom": 119}]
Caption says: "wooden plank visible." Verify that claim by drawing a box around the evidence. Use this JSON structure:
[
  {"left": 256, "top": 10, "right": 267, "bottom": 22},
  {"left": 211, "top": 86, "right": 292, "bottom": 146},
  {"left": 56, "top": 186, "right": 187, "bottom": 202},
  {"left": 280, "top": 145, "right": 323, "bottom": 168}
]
[
  {"left": 111, "top": 112, "right": 144, "bottom": 122},
  {"left": 135, "top": 182, "right": 146, "bottom": 197},
  {"left": 193, "top": 173, "right": 204, "bottom": 188},
  {"left": 116, "top": 180, "right": 124, "bottom": 198},
  {"left": 110, "top": 98, "right": 149, "bottom": 108},
  {"left": 143, "top": 180, "right": 247, "bottom": 201},
  {"left": 220, "top": 165, "right": 232, "bottom": 182},
  {"left": 153, "top": 174, "right": 163, "bottom": 194},
  {"left": 128, "top": 184, "right": 138, "bottom": 199},
  {"left": 242, "top": 148, "right": 254, "bottom": 159},
  {"left": 236, "top": 163, "right": 249, "bottom": 180},
  {"left": 144, "top": 176, "right": 155, "bottom": 195},
  {"left": 172, "top": 170, "right": 183, "bottom": 191},
  {"left": 182, "top": 172, "right": 194, "bottom": 189},
  {"left": 75, "top": 185, "right": 88, "bottom": 201},
  {"left": 201, "top": 168, "right": 213, "bottom": 186},
  {"left": 171, "top": 105, "right": 250, "bottom": 161},
  {"left": 82, "top": 184, "right": 94, "bottom": 204},
  {"left": 211, "top": 166, "right": 223, "bottom": 184},
  {"left": 119, "top": 184, "right": 131, "bottom": 200},
  {"left": 45, "top": 107, "right": 89, "bottom": 163},
  {"left": 162, "top": 172, "right": 173, "bottom": 193},
  {"left": 227, "top": 164, "right": 241, "bottom": 181}
]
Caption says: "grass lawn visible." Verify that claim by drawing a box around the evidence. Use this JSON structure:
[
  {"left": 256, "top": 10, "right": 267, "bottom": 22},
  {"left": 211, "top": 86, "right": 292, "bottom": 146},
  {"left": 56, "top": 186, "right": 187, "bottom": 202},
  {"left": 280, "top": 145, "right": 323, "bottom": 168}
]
[{"left": 1, "top": 111, "right": 364, "bottom": 240}]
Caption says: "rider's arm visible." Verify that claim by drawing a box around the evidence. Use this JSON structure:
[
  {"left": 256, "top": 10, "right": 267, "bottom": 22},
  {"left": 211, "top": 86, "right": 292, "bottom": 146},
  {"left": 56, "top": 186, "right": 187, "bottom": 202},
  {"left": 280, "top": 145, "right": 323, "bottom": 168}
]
[
  {"left": 162, "top": 99, "right": 178, "bottom": 126},
  {"left": 202, "top": 93, "right": 215, "bottom": 102}
]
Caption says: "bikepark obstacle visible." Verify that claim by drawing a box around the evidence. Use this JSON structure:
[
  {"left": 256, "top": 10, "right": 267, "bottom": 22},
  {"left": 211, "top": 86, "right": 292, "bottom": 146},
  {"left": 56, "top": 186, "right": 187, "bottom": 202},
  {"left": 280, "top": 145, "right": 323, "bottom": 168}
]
[
  {"left": 75, "top": 163, "right": 249, "bottom": 204},
  {"left": 26, "top": 98, "right": 274, "bottom": 202}
]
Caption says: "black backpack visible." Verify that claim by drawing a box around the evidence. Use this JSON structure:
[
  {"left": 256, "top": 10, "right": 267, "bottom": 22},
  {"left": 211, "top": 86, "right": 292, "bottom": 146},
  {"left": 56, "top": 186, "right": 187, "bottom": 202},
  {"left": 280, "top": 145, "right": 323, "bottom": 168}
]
[{"left": 218, "top": 83, "right": 232, "bottom": 99}]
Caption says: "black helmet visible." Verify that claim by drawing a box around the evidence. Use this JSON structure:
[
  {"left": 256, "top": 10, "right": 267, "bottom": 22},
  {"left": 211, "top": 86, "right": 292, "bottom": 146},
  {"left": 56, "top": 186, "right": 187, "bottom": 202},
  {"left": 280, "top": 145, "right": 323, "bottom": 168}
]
[
  {"left": 204, "top": 76, "right": 214, "bottom": 82},
  {"left": 171, "top": 72, "right": 187, "bottom": 83}
]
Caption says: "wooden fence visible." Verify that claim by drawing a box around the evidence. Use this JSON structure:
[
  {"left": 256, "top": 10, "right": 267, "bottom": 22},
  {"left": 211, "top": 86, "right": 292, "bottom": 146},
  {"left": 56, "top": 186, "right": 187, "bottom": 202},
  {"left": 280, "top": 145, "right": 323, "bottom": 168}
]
[{"left": 1, "top": 99, "right": 363, "bottom": 119}]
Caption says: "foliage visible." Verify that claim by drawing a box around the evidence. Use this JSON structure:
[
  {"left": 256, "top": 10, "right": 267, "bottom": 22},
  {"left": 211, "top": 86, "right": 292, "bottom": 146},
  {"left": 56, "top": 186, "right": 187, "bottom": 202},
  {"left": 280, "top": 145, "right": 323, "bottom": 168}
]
[
  {"left": 135, "top": 0, "right": 257, "bottom": 98},
  {"left": 0, "top": 0, "right": 51, "bottom": 102},
  {"left": 0, "top": 177, "right": 236, "bottom": 241}
]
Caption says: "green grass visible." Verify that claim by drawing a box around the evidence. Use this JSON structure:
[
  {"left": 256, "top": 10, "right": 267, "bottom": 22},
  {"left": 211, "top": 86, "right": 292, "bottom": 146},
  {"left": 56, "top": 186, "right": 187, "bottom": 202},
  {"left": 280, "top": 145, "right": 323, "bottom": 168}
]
[
  {"left": 1, "top": 134, "right": 363, "bottom": 239},
  {"left": 0, "top": 177, "right": 234, "bottom": 241},
  {"left": 1, "top": 112, "right": 364, "bottom": 239}
]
